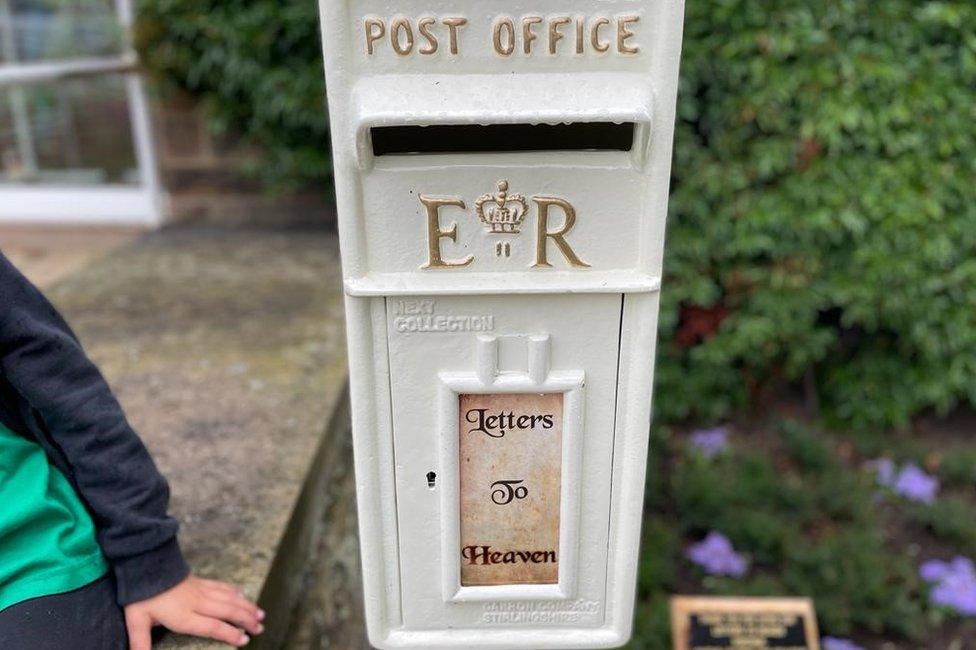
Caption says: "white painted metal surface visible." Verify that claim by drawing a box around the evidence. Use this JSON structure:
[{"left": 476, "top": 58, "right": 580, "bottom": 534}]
[{"left": 319, "top": 2, "right": 685, "bottom": 647}]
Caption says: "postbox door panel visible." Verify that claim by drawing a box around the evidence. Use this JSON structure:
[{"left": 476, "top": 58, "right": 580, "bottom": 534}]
[{"left": 387, "top": 293, "right": 621, "bottom": 629}]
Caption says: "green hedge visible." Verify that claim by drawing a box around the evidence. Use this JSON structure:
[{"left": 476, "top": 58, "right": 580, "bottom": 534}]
[
  {"left": 659, "top": 0, "right": 976, "bottom": 429},
  {"left": 135, "top": 0, "right": 331, "bottom": 187},
  {"left": 136, "top": 0, "right": 976, "bottom": 429}
]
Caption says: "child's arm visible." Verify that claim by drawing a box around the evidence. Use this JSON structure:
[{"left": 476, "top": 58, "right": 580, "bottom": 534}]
[{"left": 0, "top": 252, "right": 262, "bottom": 647}]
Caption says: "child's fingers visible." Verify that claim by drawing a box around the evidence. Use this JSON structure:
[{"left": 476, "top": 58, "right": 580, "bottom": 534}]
[
  {"left": 179, "top": 614, "right": 250, "bottom": 647},
  {"left": 204, "top": 588, "right": 263, "bottom": 620},
  {"left": 124, "top": 610, "right": 153, "bottom": 650},
  {"left": 200, "top": 579, "right": 245, "bottom": 598},
  {"left": 195, "top": 599, "right": 263, "bottom": 636}
]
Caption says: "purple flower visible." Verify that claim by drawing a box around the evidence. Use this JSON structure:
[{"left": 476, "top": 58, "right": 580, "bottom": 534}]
[
  {"left": 689, "top": 426, "right": 730, "bottom": 459},
  {"left": 931, "top": 574, "right": 976, "bottom": 615},
  {"left": 687, "top": 531, "right": 748, "bottom": 577},
  {"left": 869, "top": 458, "right": 896, "bottom": 487},
  {"left": 920, "top": 559, "right": 953, "bottom": 583},
  {"left": 822, "top": 638, "right": 865, "bottom": 650},
  {"left": 920, "top": 556, "right": 976, "bottom": 616},
  {"left": 893, "top": 464, "right": 939, "bottom": 504},
  {"left": 920, "top": 557, "right": 976, "bottom": 583}
]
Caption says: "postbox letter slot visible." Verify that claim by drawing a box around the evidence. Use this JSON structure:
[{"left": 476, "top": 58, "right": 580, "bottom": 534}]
[{"left": 370, "top": 122, "right": 636, "bottom": 156}]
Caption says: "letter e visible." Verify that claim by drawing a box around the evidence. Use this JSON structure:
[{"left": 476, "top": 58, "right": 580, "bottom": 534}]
[{"left": 420, "top": 195, "right": 474, "bottom": 268}]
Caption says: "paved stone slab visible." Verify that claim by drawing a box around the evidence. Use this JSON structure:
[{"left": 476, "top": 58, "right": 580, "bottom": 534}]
[
  {"left": 41, "top": 227, "right": 349, "bottom": 648},
  {"left": 0, "top": 225, "right": 141, "bottom": 286}
]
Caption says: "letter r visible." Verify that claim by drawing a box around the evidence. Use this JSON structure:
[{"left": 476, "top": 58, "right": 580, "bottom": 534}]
[{"left": 532, "top": 196, "right": 591, "bottom": 268}]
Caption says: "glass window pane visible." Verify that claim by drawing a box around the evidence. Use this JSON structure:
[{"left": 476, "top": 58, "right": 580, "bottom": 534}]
[
  {"left": 0, "top": 73, "right": 138, "bottom": 185},
  {"left": 1, "top": 0, "right": 124, "bottom": 63}
]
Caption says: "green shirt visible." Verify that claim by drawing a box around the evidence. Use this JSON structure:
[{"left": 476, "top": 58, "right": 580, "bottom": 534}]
[{"left": 0, "top": 422, "right": 108, "bottom": 612}]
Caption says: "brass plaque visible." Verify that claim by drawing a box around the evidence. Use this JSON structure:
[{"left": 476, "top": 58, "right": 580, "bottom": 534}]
[
  {"left": 458, "top": 392, "right": 563, "bottom": 586},
  {"left": 670, "top": 597, "right": 820, "bottom": 650}
]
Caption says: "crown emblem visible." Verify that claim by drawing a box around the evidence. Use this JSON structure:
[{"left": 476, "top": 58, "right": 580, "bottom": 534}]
[{"left": 475, "top": 180, "right": 528, "bottom": 235}]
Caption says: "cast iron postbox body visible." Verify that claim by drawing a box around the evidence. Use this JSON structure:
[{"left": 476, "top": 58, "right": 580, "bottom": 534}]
[{"left": 318, "top": 2, "right": 685, "bottom": 647}]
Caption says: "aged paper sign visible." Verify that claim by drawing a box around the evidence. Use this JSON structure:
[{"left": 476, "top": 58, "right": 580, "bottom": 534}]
[
  {"left": 670, "top": 597, "right": 820, "bottom": 650},
  {"left": 459, "top": 392, "right": 562, "bottom": 586}
]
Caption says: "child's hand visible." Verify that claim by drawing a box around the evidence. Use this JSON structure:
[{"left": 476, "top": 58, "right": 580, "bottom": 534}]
[{"left": 124, "top": 575, "right": 265, "bottom": 649}]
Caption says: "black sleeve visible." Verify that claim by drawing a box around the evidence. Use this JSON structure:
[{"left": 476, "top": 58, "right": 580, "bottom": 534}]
[{"left": 0, "top": 252, "right": 189, "bottom": 605}]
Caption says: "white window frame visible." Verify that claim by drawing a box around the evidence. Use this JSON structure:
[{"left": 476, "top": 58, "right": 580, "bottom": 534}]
[{"left": 0, "top": 0, "right": 163, "bottom": 226}]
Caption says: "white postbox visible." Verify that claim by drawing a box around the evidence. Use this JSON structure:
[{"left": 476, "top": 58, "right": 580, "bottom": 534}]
[{"left": 318, "top": 2, "right": 685, "bottom": 647}]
